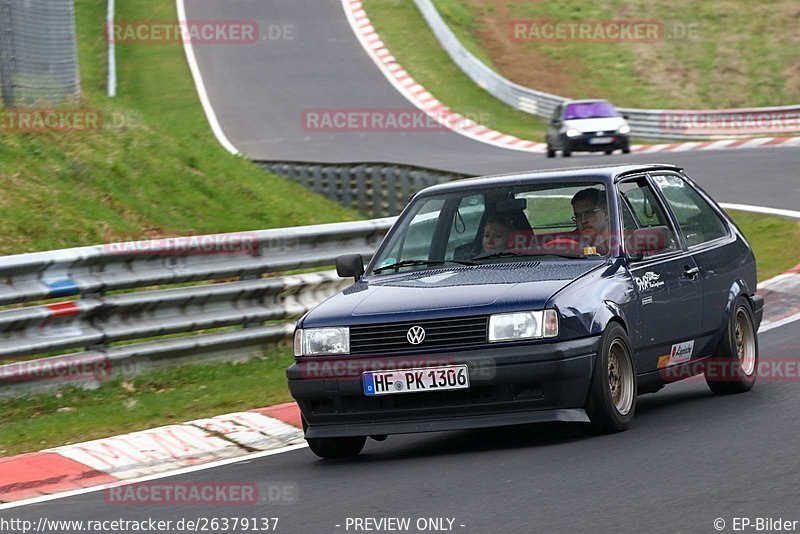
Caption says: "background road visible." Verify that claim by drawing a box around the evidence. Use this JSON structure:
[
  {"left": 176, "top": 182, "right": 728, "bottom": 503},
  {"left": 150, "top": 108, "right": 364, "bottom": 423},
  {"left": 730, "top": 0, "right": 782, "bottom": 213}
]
[
  {"left": 186, "top": 0, "right": 799, "bottom": 210},
  {"left": 5, "top": 323, "right": 799, "bottom": 532}
]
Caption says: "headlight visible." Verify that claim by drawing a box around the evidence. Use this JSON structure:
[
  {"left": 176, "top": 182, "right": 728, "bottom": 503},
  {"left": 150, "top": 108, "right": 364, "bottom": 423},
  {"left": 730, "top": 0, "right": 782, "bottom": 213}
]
[
  {"left": 294, "top": 327, "right": 350, "bottom": 356},
  {"left": 565, "top": 128, "right": 580, "bottom": 137},
  {"left": 488, "top": 310, "right": 559, "bottom": 342},
  {"left": 618, "top": 124, "right": 630, "bottom": 134}
]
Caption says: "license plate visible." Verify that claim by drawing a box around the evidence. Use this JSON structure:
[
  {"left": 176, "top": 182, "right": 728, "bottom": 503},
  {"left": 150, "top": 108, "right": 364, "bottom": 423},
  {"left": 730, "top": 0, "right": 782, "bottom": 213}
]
[
  {"left": 363, "top": 365, "right": 470, "bottom": 396},
  {"left": 589, "top": 137, "right": 613, "bottom": 144}
]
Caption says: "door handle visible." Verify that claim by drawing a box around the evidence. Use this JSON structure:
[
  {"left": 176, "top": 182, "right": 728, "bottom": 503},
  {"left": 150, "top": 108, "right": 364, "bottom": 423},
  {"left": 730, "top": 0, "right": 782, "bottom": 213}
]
[{"left": 683, "top": 266, "right": 700, "bottom": 278}]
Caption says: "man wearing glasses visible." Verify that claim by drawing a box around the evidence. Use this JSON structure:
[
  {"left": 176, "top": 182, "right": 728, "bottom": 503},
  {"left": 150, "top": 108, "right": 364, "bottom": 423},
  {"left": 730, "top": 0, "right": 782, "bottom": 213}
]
[{"left": 570, "top": 188, "right": 610, "bottom": 252}]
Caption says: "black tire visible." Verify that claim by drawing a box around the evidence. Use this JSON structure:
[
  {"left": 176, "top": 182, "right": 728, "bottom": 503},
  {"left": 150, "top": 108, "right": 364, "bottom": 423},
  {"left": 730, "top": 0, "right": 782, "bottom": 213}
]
[
  {"left": 604, "top": 149, "right": 614, "bottom": 155},
  {"left": 547, "top": 147, "right": 556, "bottom": 158},
  {"left": 622, "top": 146, "right": 630, "bottom": 154},
  {"left": 302, "top": 417, "right": 366, "bottom": 459},
  {"left": 705, "top": 297, "right": 758, "bottom": 395},
  {"left": 562, "top": 150, "right": 572, "bottom": 157},
  {"left": 585, "top": 322, "right": 637, "bottom": 433}
]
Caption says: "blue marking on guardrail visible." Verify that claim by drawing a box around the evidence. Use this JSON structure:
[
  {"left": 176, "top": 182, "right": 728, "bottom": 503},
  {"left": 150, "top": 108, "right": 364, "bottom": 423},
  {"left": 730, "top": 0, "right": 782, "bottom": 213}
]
[{"left": 45, "top": 278, "right": 80, "bottom": 297}]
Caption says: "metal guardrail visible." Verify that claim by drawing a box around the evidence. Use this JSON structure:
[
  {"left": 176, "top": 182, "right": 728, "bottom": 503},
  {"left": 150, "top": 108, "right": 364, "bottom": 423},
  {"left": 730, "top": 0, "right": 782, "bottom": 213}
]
[
  {"left": 412, "top": 0, "right": 800, "bottom": 140},
  {"left": 0, "top": 0, "right": 81, "bottom": 106},
  {"left": 261, "top": 162, "right": 460, "bottom": 217},
  {"left": 0, "top": 218, "right": 395, "bottom": 397}
]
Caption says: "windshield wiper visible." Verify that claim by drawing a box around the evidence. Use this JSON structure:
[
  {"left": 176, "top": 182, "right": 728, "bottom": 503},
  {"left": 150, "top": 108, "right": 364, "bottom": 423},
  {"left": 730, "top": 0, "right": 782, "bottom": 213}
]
[
  {"left": 470, "top": 251, "right": 534, "bottom": 261},
  {"left": 471, "top": 250, "right": 587, "bottom": 261},
  {"left": 373, "top": 259, "right": 477, "bottom": 274}
]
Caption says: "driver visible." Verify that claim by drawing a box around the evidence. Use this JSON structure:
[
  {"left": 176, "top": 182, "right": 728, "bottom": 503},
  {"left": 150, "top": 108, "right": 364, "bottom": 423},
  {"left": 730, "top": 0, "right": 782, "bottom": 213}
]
[{"left": 570, "top": 188, "right": 610, "bottom": 251}]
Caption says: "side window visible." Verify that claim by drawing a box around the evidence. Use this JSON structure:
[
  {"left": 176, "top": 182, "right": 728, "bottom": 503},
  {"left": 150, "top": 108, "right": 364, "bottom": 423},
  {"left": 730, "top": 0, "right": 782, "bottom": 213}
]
[
  {"left": 551, "top": 105, "right": 562, "bottom": 122},
  {"left": 651, "top": 174, "right": 729, "bottom": 248},
  {"left": 381, "top": 199, "right": 446, "bottom": 262},
  {"left": 445, "top": 195, "right": 485, "bottom": 259},
  {"left": 618, "top": 178, "right": 680, "bottom": 255}
]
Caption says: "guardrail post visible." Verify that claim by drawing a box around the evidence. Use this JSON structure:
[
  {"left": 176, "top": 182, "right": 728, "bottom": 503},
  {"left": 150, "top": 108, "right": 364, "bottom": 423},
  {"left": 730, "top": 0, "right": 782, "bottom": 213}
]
[
  {"left": 356, "top": 166, "right": 367, "bottom": 215},
  {"left": 371, "top": 167, "right": 383, "bottom": 218},
  {"left": 312, "top": 165, "right": 323, "bottom": 194},
  {"left": 341, "top": 168, "right": 353, "bottom": 209},
  {"left": 385, "top": 167, "right": 397, "bottom": 215}
]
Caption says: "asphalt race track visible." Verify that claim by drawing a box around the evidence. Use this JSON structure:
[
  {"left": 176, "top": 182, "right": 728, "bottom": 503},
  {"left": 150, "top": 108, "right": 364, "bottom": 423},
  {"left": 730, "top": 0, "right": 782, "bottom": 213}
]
[
  {"left": 4, "top": 1, "right": 799, "bottom": 531},
  {"left": 184, "top": 0, "right": 799, "bottom": 210},
  {"left": 4, "top": 321, "right": 799, "bottom": 532}
]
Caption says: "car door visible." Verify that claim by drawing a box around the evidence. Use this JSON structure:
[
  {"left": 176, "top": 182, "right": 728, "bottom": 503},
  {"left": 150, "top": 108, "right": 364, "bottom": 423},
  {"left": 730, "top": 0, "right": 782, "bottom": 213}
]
[
  {"left": 650, "top": 171, "right": 748, "bottom": 358},
  {"left": 618, "top": 175, "right": 704, "bottom": 373}
]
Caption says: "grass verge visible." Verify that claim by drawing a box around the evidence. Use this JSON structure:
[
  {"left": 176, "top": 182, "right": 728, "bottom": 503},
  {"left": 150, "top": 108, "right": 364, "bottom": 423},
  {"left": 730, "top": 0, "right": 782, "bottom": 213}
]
[
  {"left": 0, "top": 348, "right": 295, "bottom": 456},
  {"left": 727, "top": 210, "right": 800, "bottom": 282},
  {"left": 424, "top": 0, "right": 800, "bottom": 109},
  {"left": 0, "top": 1, "right": 358, "bottom": 255}
]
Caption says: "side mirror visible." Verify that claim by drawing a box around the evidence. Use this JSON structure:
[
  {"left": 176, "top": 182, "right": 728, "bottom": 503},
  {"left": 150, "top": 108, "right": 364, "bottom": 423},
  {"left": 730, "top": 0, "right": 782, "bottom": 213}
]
[
  {"left": 626, "top": 227, "right": 668, "bottom": 259},
  {"left": 622, "top": 113, "right": 630, "bottom": 120},
  {"left": 551, "top": 119, "right": 561, "bottom": 125},
  {"left": 335, "top": 254, "right": 365, "bottom": 281}
]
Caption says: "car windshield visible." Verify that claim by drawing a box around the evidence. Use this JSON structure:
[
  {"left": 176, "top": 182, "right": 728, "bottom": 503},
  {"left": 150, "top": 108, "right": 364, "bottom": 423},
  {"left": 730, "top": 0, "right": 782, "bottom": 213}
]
[
  {"left": 370, "top": 181, "right": 611, "bottom": 275},
  {"left": 564, "top": 102, "right": 618, "bottom": 120}
]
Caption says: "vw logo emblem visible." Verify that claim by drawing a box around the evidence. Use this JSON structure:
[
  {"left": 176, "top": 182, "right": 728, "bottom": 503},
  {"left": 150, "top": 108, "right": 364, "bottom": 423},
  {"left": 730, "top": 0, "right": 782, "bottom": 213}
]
[{"left": 407, "top": 325, "right": 426, "bottom": 345}]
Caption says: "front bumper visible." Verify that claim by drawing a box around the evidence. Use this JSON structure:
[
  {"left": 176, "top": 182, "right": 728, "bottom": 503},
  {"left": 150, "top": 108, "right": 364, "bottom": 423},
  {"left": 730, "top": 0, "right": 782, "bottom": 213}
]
[
  {"left": 564, "top": 133, "right": 629, "bottom": 152},
  {"left": 287, "top": 336, "right": 600, "bottom": 438}
]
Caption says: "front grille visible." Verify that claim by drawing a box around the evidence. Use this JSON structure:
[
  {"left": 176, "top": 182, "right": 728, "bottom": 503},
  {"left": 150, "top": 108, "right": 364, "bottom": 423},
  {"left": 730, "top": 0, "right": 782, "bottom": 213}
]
[{"left": 349, "top": 316, "right": 488, "bottom": 355}]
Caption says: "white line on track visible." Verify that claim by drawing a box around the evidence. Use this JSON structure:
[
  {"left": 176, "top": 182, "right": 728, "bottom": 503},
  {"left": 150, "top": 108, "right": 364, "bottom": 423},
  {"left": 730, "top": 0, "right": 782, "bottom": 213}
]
[{"left": 175, "top": 0, "right": 239, "bottom": 155}]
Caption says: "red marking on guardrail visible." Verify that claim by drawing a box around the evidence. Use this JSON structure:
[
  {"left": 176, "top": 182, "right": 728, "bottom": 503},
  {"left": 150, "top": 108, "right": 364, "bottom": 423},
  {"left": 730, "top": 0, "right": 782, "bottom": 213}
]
[{"left": 47, "top": 302, "right": 81, "bottom": 318}]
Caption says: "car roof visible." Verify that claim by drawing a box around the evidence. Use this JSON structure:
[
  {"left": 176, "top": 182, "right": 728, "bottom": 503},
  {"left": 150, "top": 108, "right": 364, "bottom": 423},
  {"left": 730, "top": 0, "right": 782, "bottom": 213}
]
[
  {"left": 417, "top": 164, "right": 683, "bottom": 196},
  {"left": 562, "top": 99, "right": 613, "bottom": 105}
]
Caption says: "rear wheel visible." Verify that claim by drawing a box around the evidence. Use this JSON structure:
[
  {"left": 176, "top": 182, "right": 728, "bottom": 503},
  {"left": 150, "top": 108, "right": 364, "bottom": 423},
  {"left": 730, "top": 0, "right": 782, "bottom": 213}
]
[
  {"left": 547, "top": 147, "right": 556, "bottom": 158},
  {"left": 303, "top": 417, "right": 366, "bottom": 459},
  {"left": 622, "top": 146, "right": 631, "bottom": 154},
  {"left": 705, "top": 297, "right": 758, "bottom": 395},
  {"left": 585, "top": 323, "right": 637, "bottom": 433},
  {"left": 604, "top": 149, "right": 614, "bottom": 155}
]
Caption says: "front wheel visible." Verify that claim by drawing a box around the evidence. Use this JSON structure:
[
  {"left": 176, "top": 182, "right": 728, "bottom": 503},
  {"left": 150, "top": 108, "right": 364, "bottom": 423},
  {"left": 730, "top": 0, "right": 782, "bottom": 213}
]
[
  {"left": 585, "top": 323, "right": 637, "bottom": 433},
  {"left": 303, "top": 416, "right": 366, "bottom": 459},
  {"left": 705, "top": 297, "right": 758, "bottom": 395}
]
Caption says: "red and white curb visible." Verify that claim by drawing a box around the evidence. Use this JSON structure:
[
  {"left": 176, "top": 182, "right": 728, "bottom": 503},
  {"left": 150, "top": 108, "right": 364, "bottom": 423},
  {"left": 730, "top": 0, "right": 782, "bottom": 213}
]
[
  {"left": 342, "top": 0, "right": 800, "bottom": 155},
  {"left": 757, "top": 263, "right": 800, "bottom": 333},
  {"left": 0, "top": 403, "right": 302, "bottom": 504}
]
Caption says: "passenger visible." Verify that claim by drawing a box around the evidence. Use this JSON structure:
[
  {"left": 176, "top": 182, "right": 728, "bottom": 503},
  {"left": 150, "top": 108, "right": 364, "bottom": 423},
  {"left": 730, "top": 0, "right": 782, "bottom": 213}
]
[{"left": 481, "top": 217, "right": 512, "bottom": 254}]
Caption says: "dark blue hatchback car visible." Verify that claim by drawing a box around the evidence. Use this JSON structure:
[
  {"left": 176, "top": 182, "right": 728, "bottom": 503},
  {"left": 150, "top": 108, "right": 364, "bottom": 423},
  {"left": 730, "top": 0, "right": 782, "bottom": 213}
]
[{"left": 288, "top": 164, "right": 764, "bottom": 459}]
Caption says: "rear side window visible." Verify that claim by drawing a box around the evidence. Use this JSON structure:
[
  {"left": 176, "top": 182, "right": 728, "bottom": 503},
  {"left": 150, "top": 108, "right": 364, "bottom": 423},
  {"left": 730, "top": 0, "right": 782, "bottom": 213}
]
[
  {"left": 618, "top": 177, "right": 680, "bottom": 255},
  {"left": 652, "top": 174, "right": 729, "bottom": 247}
]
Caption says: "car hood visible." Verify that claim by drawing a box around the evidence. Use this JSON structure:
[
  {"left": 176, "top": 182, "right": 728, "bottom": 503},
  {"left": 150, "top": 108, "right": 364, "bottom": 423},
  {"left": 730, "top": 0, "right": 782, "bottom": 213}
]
[
  {"left": 301, "top": 261, "right": 604, "bottom": 327},
  {"left": 564, "top": 116, "right": 626, "bottom": 133}
]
